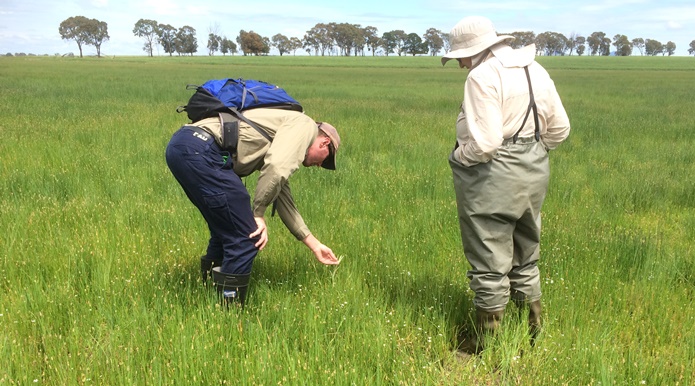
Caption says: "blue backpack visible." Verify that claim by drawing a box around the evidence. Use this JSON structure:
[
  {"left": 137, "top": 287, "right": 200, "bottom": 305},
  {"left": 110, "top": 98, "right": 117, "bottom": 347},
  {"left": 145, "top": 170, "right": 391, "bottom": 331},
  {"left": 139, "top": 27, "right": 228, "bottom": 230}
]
[{"left": 178, "top": 78, "right": 303, "bottom": 124}]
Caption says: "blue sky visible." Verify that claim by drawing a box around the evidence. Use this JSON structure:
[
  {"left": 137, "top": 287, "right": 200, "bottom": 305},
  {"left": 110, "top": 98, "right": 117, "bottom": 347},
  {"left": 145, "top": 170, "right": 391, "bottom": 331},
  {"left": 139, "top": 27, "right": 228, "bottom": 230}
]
[{"left": 1, "top": 0, "right": 694, "bottom": 56}]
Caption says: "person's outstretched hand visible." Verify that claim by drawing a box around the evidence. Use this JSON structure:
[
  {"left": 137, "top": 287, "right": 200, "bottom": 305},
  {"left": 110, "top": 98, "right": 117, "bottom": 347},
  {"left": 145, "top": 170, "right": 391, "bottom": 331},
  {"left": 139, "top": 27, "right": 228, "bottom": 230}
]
[
  {"left": 302, "top": 234, "right": 340, "bottom": 265},
  {"left": 250, "top": 216, "right": 268, "bottom": 250}
]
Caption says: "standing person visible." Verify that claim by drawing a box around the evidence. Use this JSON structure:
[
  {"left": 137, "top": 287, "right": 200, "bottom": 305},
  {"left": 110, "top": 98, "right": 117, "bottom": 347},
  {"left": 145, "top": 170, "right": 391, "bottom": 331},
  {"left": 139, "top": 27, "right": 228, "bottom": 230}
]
[
  {"left": 165, "top": 108, "right": 341, "bottom": 307},
  {"left": 442, "top": 16, "right": 570, "bottom": 352}
]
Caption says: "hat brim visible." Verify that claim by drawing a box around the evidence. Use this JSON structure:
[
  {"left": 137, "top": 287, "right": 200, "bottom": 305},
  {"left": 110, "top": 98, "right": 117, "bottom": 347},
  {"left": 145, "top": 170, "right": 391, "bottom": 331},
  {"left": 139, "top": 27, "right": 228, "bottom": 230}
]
[
  {"left": 321, "top": 153, "right": 336, "bottom": 170},
  {"left": 441, "top": 35, "right": 514, "bottom": 65}
]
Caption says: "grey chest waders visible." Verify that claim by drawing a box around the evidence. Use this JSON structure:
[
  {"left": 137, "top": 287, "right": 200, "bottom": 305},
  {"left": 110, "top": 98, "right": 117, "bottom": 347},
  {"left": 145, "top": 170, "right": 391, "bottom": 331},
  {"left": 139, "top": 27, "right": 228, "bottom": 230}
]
[{"left": 211, "top": 266, "right": 250, "bottom": 308}]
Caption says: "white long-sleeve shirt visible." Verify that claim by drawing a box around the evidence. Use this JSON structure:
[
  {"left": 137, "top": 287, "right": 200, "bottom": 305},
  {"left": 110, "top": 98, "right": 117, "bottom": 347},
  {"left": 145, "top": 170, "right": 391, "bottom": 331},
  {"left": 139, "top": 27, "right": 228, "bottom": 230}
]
[{"left": 453, "top": 43, "right": 571, "bottom": 167}]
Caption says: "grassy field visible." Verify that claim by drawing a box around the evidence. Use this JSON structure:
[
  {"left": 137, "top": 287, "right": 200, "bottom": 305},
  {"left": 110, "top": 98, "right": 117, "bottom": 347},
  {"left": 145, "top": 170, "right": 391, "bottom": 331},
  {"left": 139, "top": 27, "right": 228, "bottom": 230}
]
[{"left": 0, "top": 54, "right": 693, "bottom": 385}]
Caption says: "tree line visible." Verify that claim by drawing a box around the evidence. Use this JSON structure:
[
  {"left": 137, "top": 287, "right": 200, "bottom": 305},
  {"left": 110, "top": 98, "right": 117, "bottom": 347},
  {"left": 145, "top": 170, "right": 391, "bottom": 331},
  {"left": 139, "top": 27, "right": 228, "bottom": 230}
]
[{"left": 57, "top": 16, "right": 695, "bottom": 58}]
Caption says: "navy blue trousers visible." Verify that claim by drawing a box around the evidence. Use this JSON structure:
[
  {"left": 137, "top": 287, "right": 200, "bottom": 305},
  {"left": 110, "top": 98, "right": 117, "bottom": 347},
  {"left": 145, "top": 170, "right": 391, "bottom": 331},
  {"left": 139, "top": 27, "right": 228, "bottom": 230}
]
[{"left": 165, "top": 126, "right": 258, "bottom": 274}]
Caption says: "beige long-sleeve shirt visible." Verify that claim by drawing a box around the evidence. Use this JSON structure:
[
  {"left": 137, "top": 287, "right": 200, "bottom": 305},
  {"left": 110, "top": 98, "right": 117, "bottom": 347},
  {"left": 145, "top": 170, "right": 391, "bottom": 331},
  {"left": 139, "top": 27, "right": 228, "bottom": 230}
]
[
  {"left": 194, "top": 109, "right": 317, "bottom": 240},
  {"left": 453, "top": 44, "right": 571, "bottom": 167}
]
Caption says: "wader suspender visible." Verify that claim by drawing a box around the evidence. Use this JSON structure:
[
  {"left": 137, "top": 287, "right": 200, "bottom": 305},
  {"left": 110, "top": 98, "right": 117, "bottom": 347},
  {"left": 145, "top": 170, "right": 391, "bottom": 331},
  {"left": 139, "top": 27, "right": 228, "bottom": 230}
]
[{"left": 512, "top": 66, "right": 541, "bottom": 144}]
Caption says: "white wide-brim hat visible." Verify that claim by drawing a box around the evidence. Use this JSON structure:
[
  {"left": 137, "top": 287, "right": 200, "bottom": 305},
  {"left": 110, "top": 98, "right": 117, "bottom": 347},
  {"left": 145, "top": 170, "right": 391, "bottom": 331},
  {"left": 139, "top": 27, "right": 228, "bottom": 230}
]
[{"left": 441, "top": 16, "right": 514, "bottom": 65}]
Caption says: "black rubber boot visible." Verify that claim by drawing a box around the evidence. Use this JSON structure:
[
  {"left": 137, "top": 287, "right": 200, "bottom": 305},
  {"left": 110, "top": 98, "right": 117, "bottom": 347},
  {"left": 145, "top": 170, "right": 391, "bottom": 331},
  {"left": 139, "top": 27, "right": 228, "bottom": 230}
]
[
  {"left": 473, "top": 308, "right": 504, "bottom": 354},
  {"left": 528, "top": 300, "right": 542, "bottom": 347},
  {"left": 211, "top": 266, "right": 250, "bottom": 308},
  {"left": 200, "top": 255, "right": 222, "bottom": 282},
  {"left": 513, "top": 298, "right": 543, "bottom": 347}
]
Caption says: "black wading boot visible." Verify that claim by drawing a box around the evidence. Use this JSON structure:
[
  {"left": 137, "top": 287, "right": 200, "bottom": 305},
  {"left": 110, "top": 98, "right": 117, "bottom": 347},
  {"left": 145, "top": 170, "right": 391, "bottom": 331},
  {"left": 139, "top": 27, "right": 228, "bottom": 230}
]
[
  {"left": 473, "top": 308, "right": 504, "bottom": 354},
  {"left": 514, "top": 299, "right": 543, "bottom": 347},
  {"left": 528, "top": 300, "right": 542, "bottom": 347},
  {"left": 211, "top": 266, "right": 250, "bottom": 309},
  {"left": 200, "top": 255, "right": 222, "bottom": 282}
]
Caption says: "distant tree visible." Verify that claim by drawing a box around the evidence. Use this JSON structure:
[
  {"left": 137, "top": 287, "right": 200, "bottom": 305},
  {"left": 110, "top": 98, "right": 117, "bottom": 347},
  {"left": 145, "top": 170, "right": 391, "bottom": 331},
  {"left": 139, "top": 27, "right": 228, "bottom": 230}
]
[
  {"left": 176, "top": 25, "right": 197, "bottom": 56},
  {"left": 88, "top": 19, "right": 109, "bottom": 57},
  {"left": 536, "top": 31, "right": 568, "bottom": 56},
  {"left": 382, "top": 30, "right": 406, "bottom": 56},
  {"left": 302, "top": 30, "right": 321, "bottom": 56},
  {"left": 133, "top": 19, "right": 159, "bottom": 57},
  {"left": 587, "top": 31, "right": 611, "bottom": 56},
  {"left": 632, "top": 38, "right": 645, "bottom": 55},
  {"left": 613, "top": 34, "right": 632, "bottom": 56},
  {"left": 645, "top": 39, "right": 663, "bottom": 56},
  {"left": 363, "top": 26, "right": 380, "bottom": 56},
  {"left": 207, "top": 33, "right": 221, "bottom": 55},
  {"left": 157, "top": 24, "right": 177, "bottom": 56},
  {"left": 304, "top": 24, "right": 333, "bottom": 56},
  {"left": 566, "top": 32, "right": 579, "bottom": 55},
  {"left": 507, "top": 31, "right": 535, "bottom": 48},
  {"left": 689, "top": 40, "right": 695, "bottom": 56},
  {"left": 664, "top": 41, "right": 676, "bottom": 56},
  {"left": 574, "top": 36, "right": 586, "bottom": 56},
  {"left": 422, "top": 28, "right": 444, "bottom": 56},
  {"left": 271, "top": 33, "right": 291, "bottom": 56},
  {"left": 380, "top": 31, "right": 398, "bottom": 56},
  {"left": 207, "top": 23, "right": 222, "bottom": 56},
  {"left": 59, "top": 16, "right": 92, "bottom": 58},
  {"left": 289, "top": 37, "right": 303, "bottom": 55},
  {"left": 441, "top": 32, "right": 450, "bottom": 53},
  {"left": 262, "top": 36, "right": 271, "bottom": 55},
  {"left": 237, "top": 30, "right": 266, "bottom": 56},
  {"left": 403, "top": 33, "right": 429, "bottom": 56},
  {"left": 220, "top": 37, "right": 237, "bottom": 56},
  {"left": 576, "top": 44, "right": 586, "bottom": 56},
  {"left": 333, "top": 23, "right": 363, "bottom": 56}
]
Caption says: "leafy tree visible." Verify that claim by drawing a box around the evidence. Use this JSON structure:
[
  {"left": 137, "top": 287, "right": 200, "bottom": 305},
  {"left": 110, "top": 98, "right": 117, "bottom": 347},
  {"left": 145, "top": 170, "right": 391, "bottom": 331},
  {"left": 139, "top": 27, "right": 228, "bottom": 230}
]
[
  {"left": 689, "top": 40, "right": 695, "bottom": 56},
  {"left": 380, "top": 31, "right": 397, "bottom": 56},
  {"left": 207, "top": 33, "right": 221, "bottom": 56},
  {"left": 632, "top": 38, "right": 645, "bottom": 55},
  {"left": 645, "top": 39, "right": 663, "bottom": 56},
  {"left": 304, "top": 24, "right": 333, "bottom": 56},
  {"left": 536, "top": 31, "right": 568, "bottom": 56},
  {"left": 423, "top": 28, "right": 444, "bottom": 56},
  {"left": 613, "top": 34, "right": 631, "bottom": 56},
  {"left": 220, "top": 37, "right": 237, "bottom": 56},
  {"left": 302, "top": 30, "right": 320, "bottom": 56},
  {"left": 574, "top": 36, "right": 586, "bottom": 56},
  {"left": 363, "top": 26, "right": 380, "bottom": 56},
  {"left": 333, "top": 23, "right": 363, "bottom": 56},
  {"left": 382, "top": 30, "right": 406, "bottom": 56},
  {"left": 133, "top": 19, "right": 159, "bottom": 57},
  {"left": 271, "top": 33, "right": 291, "bottom": 56},
  {"left": 262, "top": 36, "right": 271, "bottom": 55},
  {"left": 441, "top": 32, "right": 450, "bottom": 53},
  {"left": 157, "top": 24, "right": 177, "bottom": 56},
  {"left": 576, "top": 44, "right": 586, "bottom": 56},
  {"left": 289, "top": 37, "right": 303, "bottom": 55},
  {"left": 176, "top": 25, "right": 197, "bottom": 56},
  {"left": 566, "top": 32, "right": 577, "bottom": 55},
  {"left": 237, "top": 30, "right": 266, "bottom": 56},
  {"left": 402, "top": 33, "right": 428, "bottom": 56},
  {"left": 59, "top": 16, "right": 92, "bottom": 58},
  {"left": 86, "top": 19, "right": 109, "bottom": 57},
  {"left": 587, "top": 31, "right": 610, "bottom": 56},
  {"left": 507, "top": 31, "right": 535, "bottom": 49},
  {"left": 664, "top": 41, "right": 676, "bottom": 56}
]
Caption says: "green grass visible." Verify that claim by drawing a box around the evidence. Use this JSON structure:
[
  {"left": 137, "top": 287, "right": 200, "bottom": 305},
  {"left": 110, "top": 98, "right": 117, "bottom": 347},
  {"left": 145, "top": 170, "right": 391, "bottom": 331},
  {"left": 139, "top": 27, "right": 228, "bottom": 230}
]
[{"left": 1, "top": 55, "right": 694, "bottom": 385}]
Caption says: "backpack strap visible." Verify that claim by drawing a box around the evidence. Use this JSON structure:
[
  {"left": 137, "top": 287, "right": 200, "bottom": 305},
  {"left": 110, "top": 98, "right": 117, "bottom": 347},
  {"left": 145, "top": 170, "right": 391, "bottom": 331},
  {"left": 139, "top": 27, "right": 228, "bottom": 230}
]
[
  {"left": 224, "top": 109, "right": 273, "bottom": 142},
  {"left": 219, "top": 110, "right": 279, "bottom": 217},
  {"left": 512, "top": 66, "right": 541, "bottom": 144}
]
